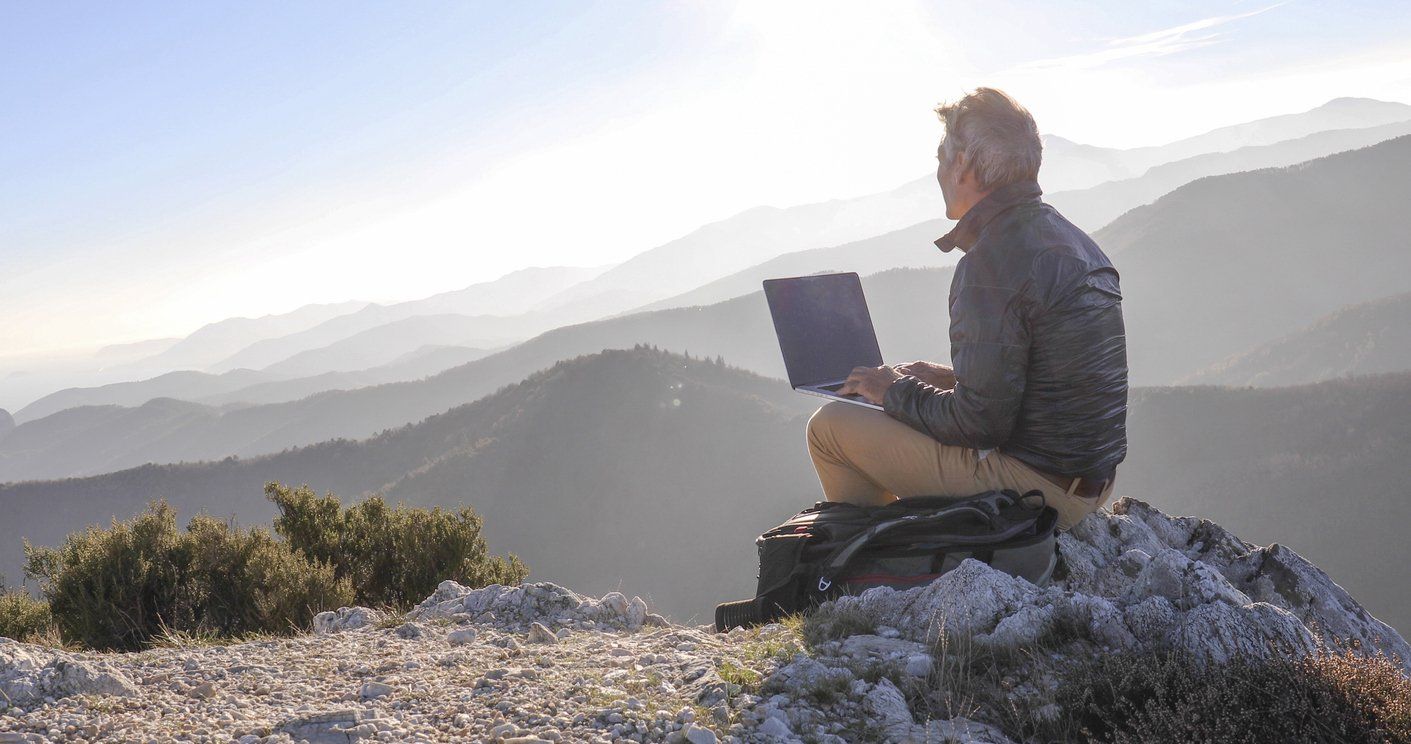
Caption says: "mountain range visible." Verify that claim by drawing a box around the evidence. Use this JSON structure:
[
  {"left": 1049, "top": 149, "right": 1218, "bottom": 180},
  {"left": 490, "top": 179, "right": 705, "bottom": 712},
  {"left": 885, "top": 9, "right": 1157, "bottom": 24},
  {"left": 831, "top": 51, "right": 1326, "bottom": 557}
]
[
  {"left": 12, "top": 97, "right": 1410, "bottom": 426},
  {"left": 7, "top": 132, "right": 1411, "bottom": 480},
  {"left": 1182, "top": 291, "right": 1411, "bottom": 387}
]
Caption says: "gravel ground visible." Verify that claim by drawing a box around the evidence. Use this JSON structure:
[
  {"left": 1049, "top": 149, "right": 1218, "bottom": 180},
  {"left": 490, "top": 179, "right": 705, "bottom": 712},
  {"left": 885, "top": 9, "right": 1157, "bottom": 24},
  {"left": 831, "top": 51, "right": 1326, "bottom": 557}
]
[{"left": 1, "top": 614, "right": 768, "bottom": 744}]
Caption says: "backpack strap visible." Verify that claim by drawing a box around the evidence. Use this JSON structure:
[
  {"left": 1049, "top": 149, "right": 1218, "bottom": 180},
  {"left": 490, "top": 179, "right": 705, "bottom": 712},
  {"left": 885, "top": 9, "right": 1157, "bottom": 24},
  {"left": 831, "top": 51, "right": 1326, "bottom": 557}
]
[{"left": 814, "top": 504, "right": 997, "bottom": 592}]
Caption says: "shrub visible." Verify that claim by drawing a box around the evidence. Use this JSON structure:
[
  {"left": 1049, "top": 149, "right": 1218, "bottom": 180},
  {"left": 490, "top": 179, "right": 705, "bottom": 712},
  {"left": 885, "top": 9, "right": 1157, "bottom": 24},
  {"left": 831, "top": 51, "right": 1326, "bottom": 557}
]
[
  {"left": 0, "top": 590, "right": 53, "bottom": 643},
  {"left": 266, "top": 482, "right": 528, "bottom": 608},
  {"left": 24, "top": 501, "right": 352, "bottom": 651},
  {"left": 1055, "top": 647, "right": 1411, "bottom": 743}
]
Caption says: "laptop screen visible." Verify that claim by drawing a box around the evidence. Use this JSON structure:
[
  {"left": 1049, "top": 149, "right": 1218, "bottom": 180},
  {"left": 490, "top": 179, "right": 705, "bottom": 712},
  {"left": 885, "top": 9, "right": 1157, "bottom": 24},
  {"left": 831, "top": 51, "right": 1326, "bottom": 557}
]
[{"left": 763, "top": 272, "right": 883, "bottom": 388}]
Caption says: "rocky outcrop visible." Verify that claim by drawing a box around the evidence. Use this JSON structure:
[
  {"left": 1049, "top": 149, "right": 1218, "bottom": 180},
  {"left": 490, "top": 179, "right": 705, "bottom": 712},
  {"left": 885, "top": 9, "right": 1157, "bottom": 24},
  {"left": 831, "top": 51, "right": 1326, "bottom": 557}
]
[
  {"left": 311, "top": 606, "right": 387, "bottom": 635},
  {"left": 733, "top": 497, "right": 1411, "bottom": 742},
  {"left": 811, "top": 497, "right": 1408, "bottom": 666},
  {"left": 0, "top": 639, "right": 137, "bottom": 707},
  {"left": 408, "top": 580, "right": 669, "bottom": 632}
]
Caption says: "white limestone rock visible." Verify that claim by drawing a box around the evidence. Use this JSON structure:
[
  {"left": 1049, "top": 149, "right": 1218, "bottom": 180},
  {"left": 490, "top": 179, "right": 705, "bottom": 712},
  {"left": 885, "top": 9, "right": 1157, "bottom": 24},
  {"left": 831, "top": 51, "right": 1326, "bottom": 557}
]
[
  {"left": 809, "top": 497, "right": 1410, "bottom": 673},
  {"left": 407, "top": 581, "right": 655, "bottom": 633},
  {"left": 862, "top": 677, "right": 913, "bottom": 739},
  {"left": 0, "top": 639, "right": 138, "bottom": 706},
  {"left": 312, "top": 606, "right": 386, "bottom": 635}
]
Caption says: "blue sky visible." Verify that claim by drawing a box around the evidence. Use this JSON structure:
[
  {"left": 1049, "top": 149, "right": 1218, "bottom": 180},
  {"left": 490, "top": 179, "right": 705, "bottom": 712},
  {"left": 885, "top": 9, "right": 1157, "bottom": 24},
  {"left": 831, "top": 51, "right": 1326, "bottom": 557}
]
[{"left": 4, "top": 1, "right": 1411, "bottom": 357}]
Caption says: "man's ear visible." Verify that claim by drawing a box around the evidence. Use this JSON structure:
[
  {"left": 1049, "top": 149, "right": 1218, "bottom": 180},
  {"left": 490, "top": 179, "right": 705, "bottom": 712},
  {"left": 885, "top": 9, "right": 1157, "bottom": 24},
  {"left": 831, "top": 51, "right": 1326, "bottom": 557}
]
[{"left": 953, "top": 152, "right": 977, "bottom": 187}]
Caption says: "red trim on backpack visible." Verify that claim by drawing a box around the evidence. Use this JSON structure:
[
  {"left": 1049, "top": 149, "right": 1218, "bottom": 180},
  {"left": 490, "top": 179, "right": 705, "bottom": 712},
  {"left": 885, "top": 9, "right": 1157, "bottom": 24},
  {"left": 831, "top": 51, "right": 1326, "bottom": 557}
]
[{"left": 841, "top": 572, "right": 944, "bottom": 585}]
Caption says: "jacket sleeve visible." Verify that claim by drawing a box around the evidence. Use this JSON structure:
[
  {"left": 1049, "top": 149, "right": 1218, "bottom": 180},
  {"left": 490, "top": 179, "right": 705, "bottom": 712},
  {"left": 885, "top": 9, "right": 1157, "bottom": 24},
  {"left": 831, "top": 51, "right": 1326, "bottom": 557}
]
[{"left": 883, "top": 282, "right": 1032, "bottom": 449}]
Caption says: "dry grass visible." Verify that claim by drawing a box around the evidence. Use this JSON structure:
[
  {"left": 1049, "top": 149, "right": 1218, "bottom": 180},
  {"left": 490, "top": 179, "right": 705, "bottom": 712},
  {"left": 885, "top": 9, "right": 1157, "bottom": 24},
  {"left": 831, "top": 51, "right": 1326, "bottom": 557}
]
[{"left": 1055, "top": 644, "right": 1411, "bottom": 743}]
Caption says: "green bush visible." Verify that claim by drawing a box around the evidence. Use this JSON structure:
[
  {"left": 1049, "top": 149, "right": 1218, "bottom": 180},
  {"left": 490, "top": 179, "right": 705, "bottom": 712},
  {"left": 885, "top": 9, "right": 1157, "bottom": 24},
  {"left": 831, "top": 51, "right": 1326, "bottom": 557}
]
[
  {"left": 266, "top": 482, "right": 528, "bottom": 608},
  {"left": 24, "top": 502, "right": 353, "bottom": 651},
  {"left": 0, "top": 590, "right": 53, "bottom": 644},
  {"left": 1056, "top": 647, "right": 1411, "bottom": 743}
]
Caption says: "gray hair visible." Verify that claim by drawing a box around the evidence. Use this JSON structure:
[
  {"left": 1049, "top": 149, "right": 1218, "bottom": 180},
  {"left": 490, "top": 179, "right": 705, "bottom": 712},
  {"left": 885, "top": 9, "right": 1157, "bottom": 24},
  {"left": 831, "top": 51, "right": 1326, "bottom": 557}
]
[{"left": 934, "top": 88, "right": 1042, "bottom": 191}]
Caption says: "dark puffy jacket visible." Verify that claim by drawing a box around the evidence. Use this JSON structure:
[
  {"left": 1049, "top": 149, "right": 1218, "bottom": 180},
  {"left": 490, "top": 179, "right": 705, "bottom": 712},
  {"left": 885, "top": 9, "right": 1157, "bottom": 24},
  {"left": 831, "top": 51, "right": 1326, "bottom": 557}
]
[{"left": 882, "top": 180, "right": 1127, "bottom": 481}]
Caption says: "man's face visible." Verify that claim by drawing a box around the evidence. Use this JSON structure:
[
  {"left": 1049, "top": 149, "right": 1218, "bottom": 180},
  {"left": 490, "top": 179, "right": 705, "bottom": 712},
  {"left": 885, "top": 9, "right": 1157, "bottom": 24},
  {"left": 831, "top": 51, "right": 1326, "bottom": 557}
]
[{"left": 936, "top": 141, "right": 963, "bottom": 221}]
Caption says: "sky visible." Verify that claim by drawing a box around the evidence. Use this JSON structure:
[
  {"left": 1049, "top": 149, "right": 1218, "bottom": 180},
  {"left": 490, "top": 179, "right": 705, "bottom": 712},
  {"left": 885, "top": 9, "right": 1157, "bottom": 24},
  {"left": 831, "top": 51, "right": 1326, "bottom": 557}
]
[{"left": 4, "top": 0, "right": 1411, "bottom": 358}]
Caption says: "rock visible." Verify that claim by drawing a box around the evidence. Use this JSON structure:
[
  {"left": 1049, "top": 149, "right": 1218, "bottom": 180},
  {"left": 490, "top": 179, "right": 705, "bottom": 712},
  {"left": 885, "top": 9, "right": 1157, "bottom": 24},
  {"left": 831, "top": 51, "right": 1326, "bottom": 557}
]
[
  {"left": 187, "top": 681, "right": 217, "bottom": 699},
  {"left": 313, "top": 606, "right": 386, "bottom": 635},
  {"left": 278, "top": 709, "right": 375, "bottom": 743},
  {"left": 804, "top": 497, "right": 1411, "bottom": 674},
  {"left": 862, "top": 678, "right": 912, "bottom": 739},
  {"left": 395, "top": 622, "right": 423, "bottom": 640},
  {"left": 446, "top": 628, "right": 478, "bottom": 646},
  {"left": 528, "top": 622, "right": 559, "bottom": 644},
  {"left": 903, "top": 654, "right": 933, "bottom": 677},
  {"left": 756, "top": 716, "right": 792, "bottom": 740},
  {"left": 626, "top": 596, "right": 648, "bottom": 629},
  {"left": 601, "top": 592, "right": 630, "bottom": 618},
  {"left": 0, "top": 639, "right": 138, "bottom": 705},
  {"left": 359, "top": 681, "right": 395, "bottom": 700},
  {"left": 683, "top": 723, "right": 718, "bottom": 744},
  {"left": 827, "top": 559, "right": 1036, "bottom": 643}
]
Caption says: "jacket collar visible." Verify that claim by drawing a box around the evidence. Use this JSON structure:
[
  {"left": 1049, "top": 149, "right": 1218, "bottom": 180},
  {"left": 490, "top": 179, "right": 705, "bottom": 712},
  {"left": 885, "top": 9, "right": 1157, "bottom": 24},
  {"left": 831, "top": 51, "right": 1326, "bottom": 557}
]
[{"left": 934, "top": 179, "right": 1044, "bottom": 253}]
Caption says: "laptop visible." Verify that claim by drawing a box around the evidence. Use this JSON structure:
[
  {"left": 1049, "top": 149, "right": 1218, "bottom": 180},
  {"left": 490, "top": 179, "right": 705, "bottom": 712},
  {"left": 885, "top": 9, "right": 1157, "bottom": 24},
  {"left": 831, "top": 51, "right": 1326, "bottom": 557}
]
[{"left": 762, "top": 272, "right": 884, "bottom": 411}]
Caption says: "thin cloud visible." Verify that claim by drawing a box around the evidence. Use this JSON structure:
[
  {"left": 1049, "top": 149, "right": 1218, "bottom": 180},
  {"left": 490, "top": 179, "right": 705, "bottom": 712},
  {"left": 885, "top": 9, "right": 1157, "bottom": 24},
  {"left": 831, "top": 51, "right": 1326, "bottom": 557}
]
[{"left": 1011, "top": 4, "right": 1284, "bottom": 73}]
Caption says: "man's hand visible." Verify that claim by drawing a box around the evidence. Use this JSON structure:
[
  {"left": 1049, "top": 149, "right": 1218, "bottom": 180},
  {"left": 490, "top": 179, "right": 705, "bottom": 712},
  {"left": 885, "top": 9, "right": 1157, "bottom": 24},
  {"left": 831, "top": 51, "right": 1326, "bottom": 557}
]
[
  {"left": 894, "top": 360, "right": 956, "bottom": 390},
  {"left": 836, "top": 365, "right": 903, "bottom": 405}
]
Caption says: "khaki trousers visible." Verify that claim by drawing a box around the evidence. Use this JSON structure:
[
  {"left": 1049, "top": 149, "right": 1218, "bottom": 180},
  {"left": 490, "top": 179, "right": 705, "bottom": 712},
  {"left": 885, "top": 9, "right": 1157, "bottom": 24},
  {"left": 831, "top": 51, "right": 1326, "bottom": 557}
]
[{"left": 805, "top": 401, "right": 1113, "bottom": 531}]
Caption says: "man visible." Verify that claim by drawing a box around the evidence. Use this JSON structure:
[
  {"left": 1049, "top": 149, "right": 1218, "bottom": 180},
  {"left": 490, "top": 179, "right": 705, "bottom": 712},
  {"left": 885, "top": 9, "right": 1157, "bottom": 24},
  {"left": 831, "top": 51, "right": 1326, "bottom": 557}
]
[{"left": 810, "top": 87, "right": 1127, "bottom": 531}]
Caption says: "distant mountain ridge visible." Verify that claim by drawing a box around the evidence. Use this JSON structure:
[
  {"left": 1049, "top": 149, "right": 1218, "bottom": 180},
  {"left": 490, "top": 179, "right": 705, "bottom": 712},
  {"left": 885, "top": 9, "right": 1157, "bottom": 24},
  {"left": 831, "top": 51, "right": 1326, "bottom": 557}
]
[
  {"left": 1048, "top": 117, "right": 1411, "bottom": 231},
  {"left": 206, "top": 266, "right": 603, "bottom": 374},
  {"left": 126, "top": 300, "right": 371, "bottom": 374},
  {"left": 0, "top": 269, "right": 951, "bottom": 482},
  {"left": 1101, "top": 134, "right": 1411, "bottom": 382},
  {"left": 1042, "top": 97, "right": 1411, "bottom": 187},
  {"left": 1183, "top": 291, "right": 1411, "bottom": 387},
  {"left": 15, "top": 369, "right": 277, "bottom": 423}
]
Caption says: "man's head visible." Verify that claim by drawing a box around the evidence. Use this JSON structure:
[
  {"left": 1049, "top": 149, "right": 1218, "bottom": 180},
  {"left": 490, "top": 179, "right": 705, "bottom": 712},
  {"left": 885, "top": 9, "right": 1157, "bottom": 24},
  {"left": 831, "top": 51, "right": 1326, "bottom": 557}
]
[{"left": 934, "top": 88, "right": 1042, "bottom": 221}]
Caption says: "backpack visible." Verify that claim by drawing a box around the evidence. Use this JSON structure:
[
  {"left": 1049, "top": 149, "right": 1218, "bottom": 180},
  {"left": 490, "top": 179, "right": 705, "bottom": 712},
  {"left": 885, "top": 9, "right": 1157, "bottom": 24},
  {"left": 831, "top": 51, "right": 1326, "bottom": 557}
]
[{"left": 715, "top": 489, "right": 1058, "bottom": 632}]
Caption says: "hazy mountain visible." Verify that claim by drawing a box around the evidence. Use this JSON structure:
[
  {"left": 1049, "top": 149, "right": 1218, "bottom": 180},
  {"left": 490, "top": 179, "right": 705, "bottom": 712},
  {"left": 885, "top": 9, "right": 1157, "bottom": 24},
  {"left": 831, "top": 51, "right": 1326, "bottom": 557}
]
[
  {"left": 526, "top": 177, "right": 945, "bottom": 324},
  {"left": 1037, "top": 97, "right": 1411, "bottom": 192},
  {"left": 639, "top": 114, "right": 1411, "bottom": 316},
  {"left": 194, "top": 346, "right": 495, "bottom": 408},
  {"left": 1122, "top": 97, "right": 1411, "bottom": 172},
  {"left": 392, "top": 265, "right": 608, "bottom": 317},
  {"left": 258, "top": 315, "right": 508, "bottom": 378},
  {"left": 92, "top": 338, "right": 181, "bottom": 367},
  {"left": 1049, "top": 118, "right": 1411, "bottom": 232},
  {"left": 632, "top": 218, "right": 954, "bottom": 313},
  {"left": 126, "top": 301, "right": 371, "bottom": 374},
  {"left": 0, "top": 408, "right": 13, "bottom": 438},
  {"left": 1101, "top": 135, "right": 1411, "bottom": 384},
  {"left": 531, "top": 100, "right": 1410, "bottom": 321},
  {"left": 207, "top": 267, "right": 600, "bottom": 374},
  {"left": 5, "top": 350, "right": 1410, "bottom": 632},
  {"left": 0, "top": 397, "right": 221, "bottom": 481},
  {"left": 15, "top": 369, "right": 279, "bottom": 423},
  {"left": 0, "top": 268, "right": 951, "bottom": 483},
  {"left": 1182, "top": 292, "right": 1411, "bottom": 387}
]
